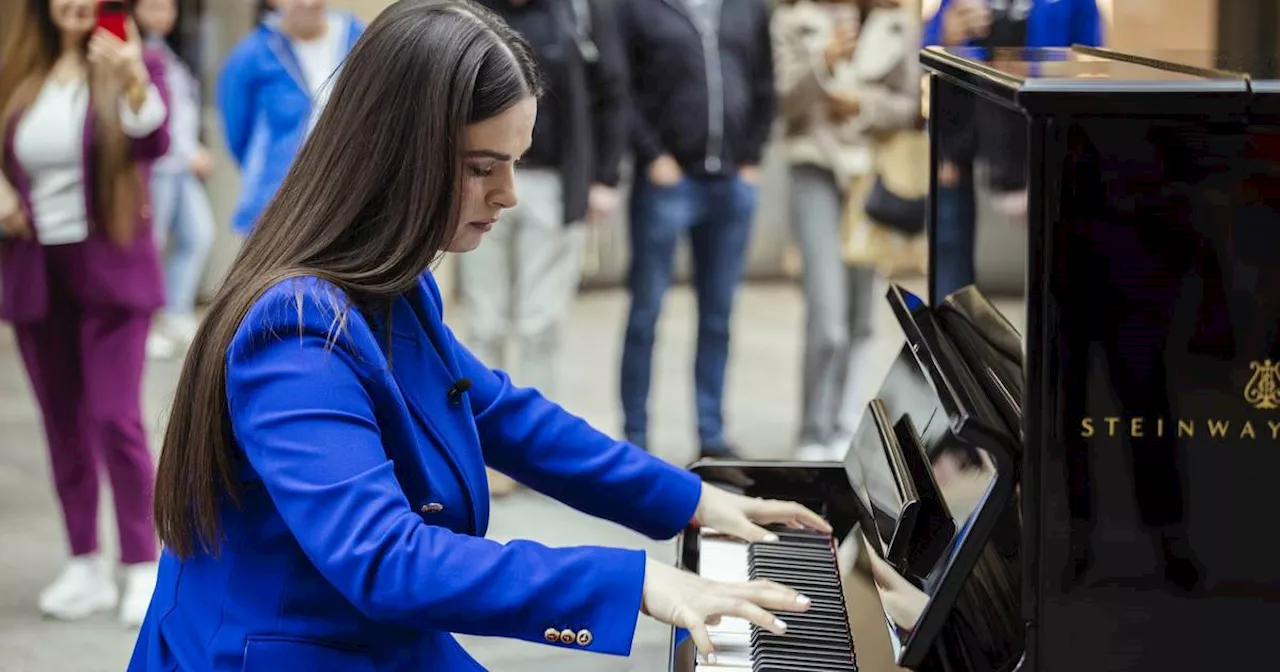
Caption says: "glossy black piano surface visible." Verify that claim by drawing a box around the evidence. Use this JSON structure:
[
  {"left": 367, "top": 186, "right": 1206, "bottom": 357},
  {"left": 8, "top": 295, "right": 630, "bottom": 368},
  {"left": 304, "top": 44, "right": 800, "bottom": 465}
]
[
  {"left": 670, "top": 45, "right": 1280, "bottom": 672},
  {"left": 922, "top": 45, "right": 1280, "bottom": 672},
  {"left": 670, "top": 283, "right": 1026, "bottom": 672}
]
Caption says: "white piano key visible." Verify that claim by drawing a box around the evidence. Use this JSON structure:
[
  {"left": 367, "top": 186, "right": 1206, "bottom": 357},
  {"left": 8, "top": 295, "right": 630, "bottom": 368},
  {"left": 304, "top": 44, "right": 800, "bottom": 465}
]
[
  {"left": 702, "top": 642, "right": 753, "bottom": 668},
  {"left": 697, "top": 536, "right": 749, "bottom": 583},
  {"left": 708, "top": 616, "right": 751, "bottom": 637},
  {"left": 695, "top": 535, "right": 757, "bottom": 668}
]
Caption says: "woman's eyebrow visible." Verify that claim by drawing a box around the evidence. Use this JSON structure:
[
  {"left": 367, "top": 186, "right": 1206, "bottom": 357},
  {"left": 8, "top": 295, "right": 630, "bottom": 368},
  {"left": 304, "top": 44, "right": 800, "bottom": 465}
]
[{"left": 463, "top": 149, "right": 512, "bottom": 161}]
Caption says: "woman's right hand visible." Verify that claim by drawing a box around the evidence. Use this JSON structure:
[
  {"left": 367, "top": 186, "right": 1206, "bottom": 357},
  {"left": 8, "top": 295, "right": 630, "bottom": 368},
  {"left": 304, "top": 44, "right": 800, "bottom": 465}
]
[
  {"left": 0, "top": 210, "right": 32, "bottom": 240},
  {"left": 641, "top": 557, "right": 812, "bottom": 664}
]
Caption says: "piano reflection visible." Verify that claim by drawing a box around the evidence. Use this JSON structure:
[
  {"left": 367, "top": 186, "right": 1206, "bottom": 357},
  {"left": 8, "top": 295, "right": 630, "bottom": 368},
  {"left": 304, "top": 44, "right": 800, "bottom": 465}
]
[
  {"left": 670, "top": 283, "right": 1026, "bottom": 672},
  {"left": 670, "top": 44, "right": 1280, "bottom": 672}
]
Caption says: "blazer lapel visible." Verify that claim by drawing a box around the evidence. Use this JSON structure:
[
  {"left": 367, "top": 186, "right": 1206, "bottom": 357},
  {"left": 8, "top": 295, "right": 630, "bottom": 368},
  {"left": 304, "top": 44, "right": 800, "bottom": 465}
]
[{"left": 384, "top": 292, "right": 490, "bottom": 536}]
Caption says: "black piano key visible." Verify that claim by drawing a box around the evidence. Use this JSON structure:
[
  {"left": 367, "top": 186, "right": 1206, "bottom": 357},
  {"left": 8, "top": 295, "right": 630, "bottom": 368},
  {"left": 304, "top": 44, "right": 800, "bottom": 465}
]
[
  {"left": 750, "top": 548, "right": 834, "bottom": 562},
  {"left": 747, "top": 572, "right": 843, "bottom": 593},
  {"left": 751, "top": 646, "right": 852, "bottom": 660},
  {"left": 755, "top": 656, "right": 857, "bottom": 672},
  {"left": 743, "top": 531, "right": 859, "bottom": 672},
  {"left": 776, "top": 612, "right": 852, "bottom": 627},
  {"left": 752, "top": 631, "right": 851, "bottom": 649},
  {"left": 760, "top": 529, "right": 832, "bottom": 543},
  {"left": 755, "top": 652, "right": 856, "bottom": 669},
  {"left": 755, "top": 648, "right": 858, "bottom": 669},
  {"left": 768, "top": 622, "right": 851, "bottom": 637}
]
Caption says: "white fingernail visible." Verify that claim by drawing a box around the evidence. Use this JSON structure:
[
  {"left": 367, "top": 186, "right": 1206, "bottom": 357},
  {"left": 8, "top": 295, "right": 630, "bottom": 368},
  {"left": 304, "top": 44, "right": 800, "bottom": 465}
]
[
  {"left": 796, "top": 594, "right": 811, "bottom": 605},
  {"left": 762, "top": 533, "right": 779, "bottom": 542},
  {"left": 775, "top": 618, "right": 788, "bottom": 631},
  {"left": 707, "top": 652, "right": 718, "bottom": 664}
]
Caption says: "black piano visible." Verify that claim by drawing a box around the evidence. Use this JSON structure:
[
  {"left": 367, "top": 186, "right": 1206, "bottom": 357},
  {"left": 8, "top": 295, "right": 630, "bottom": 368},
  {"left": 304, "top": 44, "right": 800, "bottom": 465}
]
[{"left": 669, "top": 46, "right": 1280, "bottom": 672}]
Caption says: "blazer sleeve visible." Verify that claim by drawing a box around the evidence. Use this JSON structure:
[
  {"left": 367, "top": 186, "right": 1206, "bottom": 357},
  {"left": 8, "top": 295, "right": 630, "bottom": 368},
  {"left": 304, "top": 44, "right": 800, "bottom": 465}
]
[
  {"left": 422, "top": 279, "right": 704, "bottom": 541},
  {"left": 615, "top": 0, "right": 666, "bottom": 169},
  {"left": 225, "top": 286, "right": 653, "bottom": 656},
  {"left": 741, "top": 0, "right": 776, "bottom": 166},
  {"left": 216, "top": 41, "right": 257, "bottom": 167},
  {"left": 126, "top": 50, "right": 171, "bottom": 161},
  {"left": 588, "top": 0, "right": 628, "bottom": 187}
]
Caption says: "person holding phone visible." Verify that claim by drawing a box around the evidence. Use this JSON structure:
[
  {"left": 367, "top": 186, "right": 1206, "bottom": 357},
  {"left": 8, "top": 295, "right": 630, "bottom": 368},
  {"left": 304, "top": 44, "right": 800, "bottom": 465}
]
[
  {"left": 216, "top": 0, "right": 364, "bottom": 237},
  {"left": 126, "top": 2, "right": 827, "bottom": 668},
  {"left": 923, "top": 0, "right": 1102, "bottom": 298},
  {"left": 0, "top": 0, "right": 170, "bottom": 626}
]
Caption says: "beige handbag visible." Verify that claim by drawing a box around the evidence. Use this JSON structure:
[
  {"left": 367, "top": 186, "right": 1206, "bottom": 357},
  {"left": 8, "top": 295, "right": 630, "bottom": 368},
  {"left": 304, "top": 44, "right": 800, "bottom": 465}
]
[{"left": 873, "top": 129, "right": 929, "bottom": 200}]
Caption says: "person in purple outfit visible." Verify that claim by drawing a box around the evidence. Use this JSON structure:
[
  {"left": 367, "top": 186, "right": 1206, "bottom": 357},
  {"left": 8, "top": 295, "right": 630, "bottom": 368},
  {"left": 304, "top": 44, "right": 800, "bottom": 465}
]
[{"left": 0, "top": 0, "right": 170, "bottom": 627}]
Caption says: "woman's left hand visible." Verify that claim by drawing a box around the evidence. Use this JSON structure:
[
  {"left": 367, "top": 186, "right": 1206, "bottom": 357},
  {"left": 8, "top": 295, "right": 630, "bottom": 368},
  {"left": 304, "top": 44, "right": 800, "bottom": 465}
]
[
  {"left": 87, "top": 20, "right": 147, "bottom": 89},
  {"left": 691, "top": 482, "right": 832, "bottom": 542}
]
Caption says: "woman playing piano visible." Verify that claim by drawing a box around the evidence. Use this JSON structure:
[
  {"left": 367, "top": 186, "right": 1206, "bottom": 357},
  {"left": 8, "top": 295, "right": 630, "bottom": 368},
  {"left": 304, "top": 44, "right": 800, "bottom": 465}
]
[{"left": 124, "top": 1, "right": 827, "bottom": 670}]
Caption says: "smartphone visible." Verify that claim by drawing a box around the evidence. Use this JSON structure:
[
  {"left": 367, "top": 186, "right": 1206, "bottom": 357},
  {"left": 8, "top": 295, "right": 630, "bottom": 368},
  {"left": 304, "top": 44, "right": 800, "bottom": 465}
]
[{"left": 97, "top": 0, "right": 129, "bottom": 40}]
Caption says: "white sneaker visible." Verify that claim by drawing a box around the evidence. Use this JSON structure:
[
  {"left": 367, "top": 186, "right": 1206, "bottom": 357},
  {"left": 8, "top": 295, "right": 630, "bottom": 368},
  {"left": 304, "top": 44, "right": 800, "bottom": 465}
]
[
  {"left": 146, "top": 330, "right": 177, "bottom": 360},
  {"left": 38, "top": 555, "right": 118, "bottom": 620},
  {"left": 162, "top": 313, "right": 199, "bottom": 347},
  {"left": 119, "top": 561, "right": 159, "bottom": 627},
  {"left": 796, "top": 443, "right": 833, "bottom": 462}
]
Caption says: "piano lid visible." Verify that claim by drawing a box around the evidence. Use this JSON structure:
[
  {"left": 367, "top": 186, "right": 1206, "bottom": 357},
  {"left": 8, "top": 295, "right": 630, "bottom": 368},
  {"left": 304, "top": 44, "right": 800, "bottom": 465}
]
[
  {"left": 1066, "top": 47, "right": 1280, "bottom": 115},
  {"left": 921, "top": 45, "right": 1251, "bottom": 116}
]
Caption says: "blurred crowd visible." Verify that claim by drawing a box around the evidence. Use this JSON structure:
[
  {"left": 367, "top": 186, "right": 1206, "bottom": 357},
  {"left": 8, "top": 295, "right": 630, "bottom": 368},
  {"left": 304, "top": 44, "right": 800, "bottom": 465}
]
[{"left": 0, "top": 0, "right": 1100, "bottom": 631}]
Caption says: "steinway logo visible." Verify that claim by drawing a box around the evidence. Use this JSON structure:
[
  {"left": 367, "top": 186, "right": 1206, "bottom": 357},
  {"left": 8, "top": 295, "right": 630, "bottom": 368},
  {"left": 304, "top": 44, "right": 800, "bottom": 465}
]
[
  {"left": 1079, "top": 359, "right": 1280, "bottom": 440},
  {"left": 1245, "top": 359, "right": 1280, "bottom": 410}
]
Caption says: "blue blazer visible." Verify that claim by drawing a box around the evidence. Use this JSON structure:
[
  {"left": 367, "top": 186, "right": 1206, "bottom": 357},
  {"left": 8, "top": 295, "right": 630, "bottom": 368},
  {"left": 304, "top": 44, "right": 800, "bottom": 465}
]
[
  {"left": 127, "top": 273, "right": 704, "bottom": 671},
  {"left": 922, "top": 0, "right": 1103, "bottom": 49}
]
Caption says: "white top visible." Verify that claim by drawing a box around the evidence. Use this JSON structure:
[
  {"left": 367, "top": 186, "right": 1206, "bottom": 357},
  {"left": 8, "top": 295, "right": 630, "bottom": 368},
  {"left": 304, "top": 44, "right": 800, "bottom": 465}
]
[
  {"left": 292, "top": 14, "right": 349, "bottom": 137},
  {"left": 13, "top": 76, "right": 167, "bottom": 245},
  {"left": 292, "top": 17, "right": 346, "bottom": 100}
]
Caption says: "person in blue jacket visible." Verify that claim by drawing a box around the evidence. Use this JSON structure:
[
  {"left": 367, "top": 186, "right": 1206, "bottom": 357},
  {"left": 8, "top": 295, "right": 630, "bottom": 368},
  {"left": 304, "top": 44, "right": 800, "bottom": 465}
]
[
  {"left": 216, "top": 0, "right": 364, "bottom": 237},
  {"left": 922, "top": 0, "right": 1101, "bottom": 299},
  {"left": 127, "top": 2, "right": 824, "bottom": 670}
]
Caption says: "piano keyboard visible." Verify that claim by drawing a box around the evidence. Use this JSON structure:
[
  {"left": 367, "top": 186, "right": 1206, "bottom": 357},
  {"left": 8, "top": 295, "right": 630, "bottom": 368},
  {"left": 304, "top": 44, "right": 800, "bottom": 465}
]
[{"left": 695, "top": 526, "right": 858, "bottom": 671}]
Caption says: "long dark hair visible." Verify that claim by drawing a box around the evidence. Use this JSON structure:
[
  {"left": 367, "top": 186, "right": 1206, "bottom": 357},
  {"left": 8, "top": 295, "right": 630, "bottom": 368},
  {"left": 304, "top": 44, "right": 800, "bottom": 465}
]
[{"left": 153, "top": 0, "right": 543, "bottom": 558}]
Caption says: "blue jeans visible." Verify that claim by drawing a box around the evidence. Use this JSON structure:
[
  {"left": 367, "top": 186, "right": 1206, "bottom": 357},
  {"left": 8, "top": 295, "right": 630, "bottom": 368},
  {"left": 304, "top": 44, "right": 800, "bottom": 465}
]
[
  {"left": 150, "top": 169, "right": 215, "bottom": 318},
  {"left": 621, "top": 174, "right": 757, "bottom": 452},
  {"left": 933, "top": 166, "right": 977, "bottom": 301}
]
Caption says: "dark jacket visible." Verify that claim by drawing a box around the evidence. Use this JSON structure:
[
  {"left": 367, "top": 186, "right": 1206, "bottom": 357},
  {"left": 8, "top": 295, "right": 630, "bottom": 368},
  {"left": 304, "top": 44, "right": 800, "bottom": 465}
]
[
  {"left": 479, "top": 0, "right": 628, "bottom": 224},
  {"left": 615, "top": 0, "right": 775, "bottom": 177}
]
